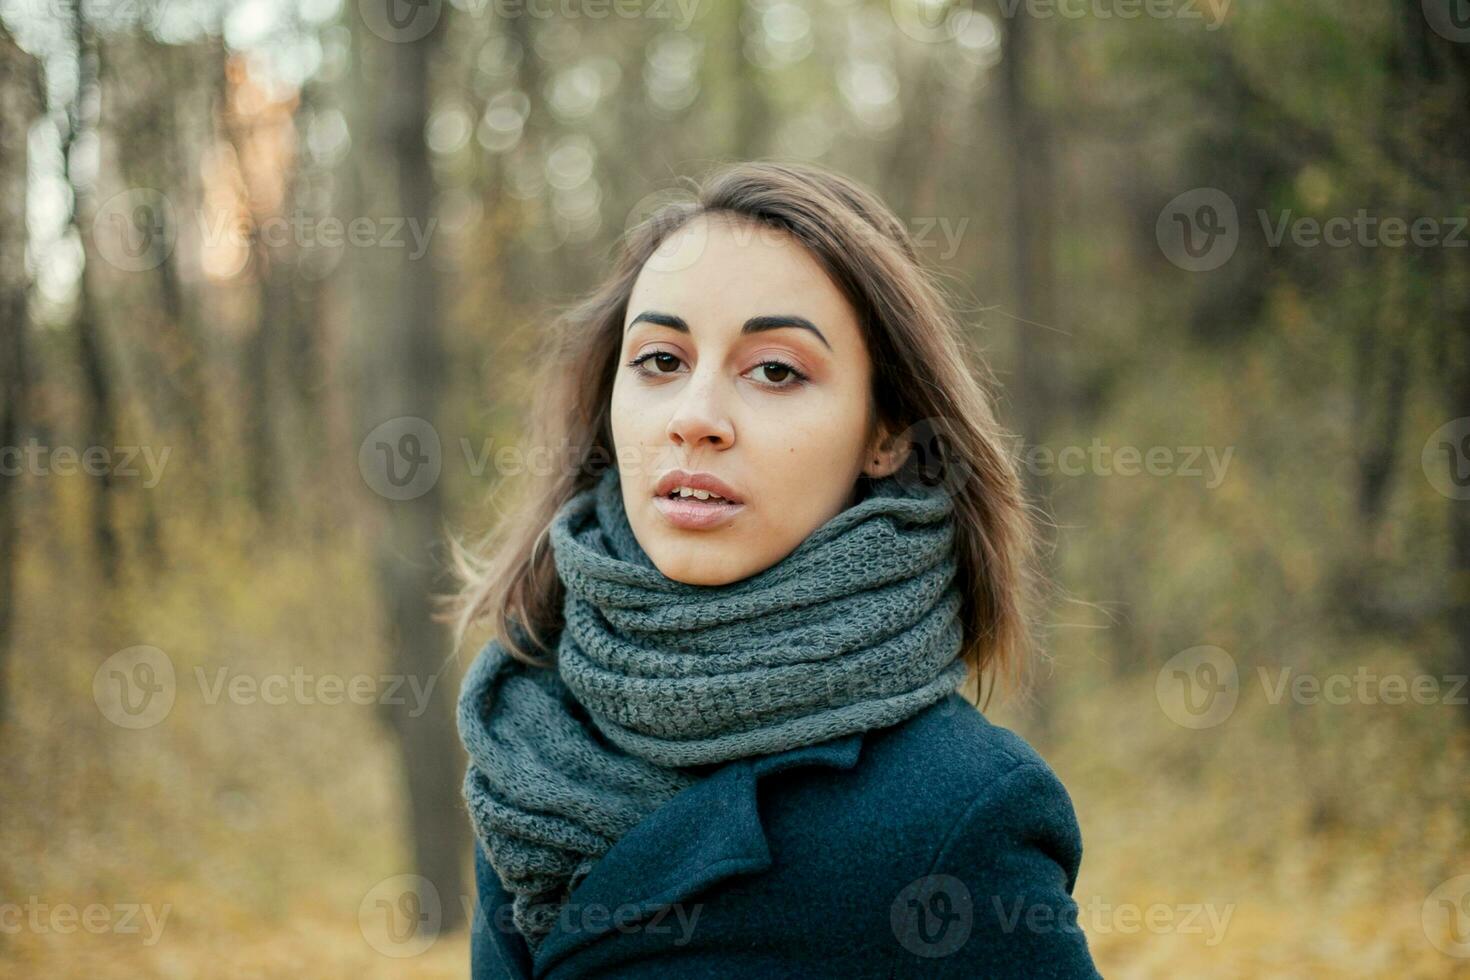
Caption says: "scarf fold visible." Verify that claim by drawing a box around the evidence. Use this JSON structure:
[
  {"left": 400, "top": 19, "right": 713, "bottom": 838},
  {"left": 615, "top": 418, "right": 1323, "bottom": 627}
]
[{"left": 456, "top": 464, "right": 968, "bottom": 951}]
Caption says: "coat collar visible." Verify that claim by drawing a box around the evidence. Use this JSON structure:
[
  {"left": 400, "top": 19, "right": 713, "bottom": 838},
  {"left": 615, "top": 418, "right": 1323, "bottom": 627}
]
[{"left": 530, "top": 730, "right": 866, "bottom": 977}]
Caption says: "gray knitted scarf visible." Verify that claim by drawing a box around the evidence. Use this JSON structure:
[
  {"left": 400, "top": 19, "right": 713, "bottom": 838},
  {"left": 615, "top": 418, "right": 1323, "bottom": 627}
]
[{"left": 456, "top": 463, "right": 967, "bottom": 951}]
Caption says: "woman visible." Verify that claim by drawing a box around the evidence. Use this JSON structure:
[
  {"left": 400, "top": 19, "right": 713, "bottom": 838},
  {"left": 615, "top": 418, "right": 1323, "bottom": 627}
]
[{"left": 450, "top": 161, "right": 1101, "bottom": 979}]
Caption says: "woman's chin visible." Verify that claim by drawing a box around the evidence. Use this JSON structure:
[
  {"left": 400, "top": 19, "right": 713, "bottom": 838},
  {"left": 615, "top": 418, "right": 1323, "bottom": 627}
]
[{"left": 646, "top": 541, "right": 774, "bottom": 587}]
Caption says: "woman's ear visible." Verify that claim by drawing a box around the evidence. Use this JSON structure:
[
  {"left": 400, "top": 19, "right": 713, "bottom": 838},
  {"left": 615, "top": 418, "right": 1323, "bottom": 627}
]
[{"left": 862, "top": 422, "right": 910, "bottom": 479}]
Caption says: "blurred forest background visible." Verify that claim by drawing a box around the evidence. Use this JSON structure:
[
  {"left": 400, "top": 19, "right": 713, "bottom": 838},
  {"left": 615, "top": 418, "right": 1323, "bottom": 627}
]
[{"left": 1, "top": 0, "right": 1468, "bottom": 976}]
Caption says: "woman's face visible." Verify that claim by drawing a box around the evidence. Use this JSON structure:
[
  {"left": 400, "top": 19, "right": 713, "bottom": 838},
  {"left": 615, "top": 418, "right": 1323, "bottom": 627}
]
[{"left": 610, "top": 212, "right": 901, "bottom": 586}]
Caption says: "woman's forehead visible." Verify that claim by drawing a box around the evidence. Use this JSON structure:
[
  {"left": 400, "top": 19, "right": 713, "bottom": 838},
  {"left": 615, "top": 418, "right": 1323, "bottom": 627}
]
[{"left": 628, "top": 214, "right": 858, "bottom": 338}]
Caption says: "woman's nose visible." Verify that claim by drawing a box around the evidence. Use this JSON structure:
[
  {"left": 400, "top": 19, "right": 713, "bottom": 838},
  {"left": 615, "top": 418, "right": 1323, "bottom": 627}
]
[{"left": 665, "top": 371, "right": 735, "bottom": 450}]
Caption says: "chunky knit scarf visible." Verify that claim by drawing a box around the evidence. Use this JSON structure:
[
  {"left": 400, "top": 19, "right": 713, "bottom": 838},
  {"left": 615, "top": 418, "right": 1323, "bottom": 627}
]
[{"left": 456, "top": 463, "right": 967, "bottom": 952}]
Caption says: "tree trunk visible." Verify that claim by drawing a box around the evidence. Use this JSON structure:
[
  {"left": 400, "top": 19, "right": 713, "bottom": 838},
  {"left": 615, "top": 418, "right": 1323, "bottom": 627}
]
[
  {"left": 65, "top": 12, "right": 122, "bottom": 585},
  {"left": 347, "top": 7, "right": 468, "bottom": 929},
  {"left": 1449, "top": 315, "right": 1470, "bottom": 711},
  {"left": 726, "top": 0, "right": 770, "bottom": 159},
  {"left": 999, "top": 9, "right": 1061, "bottom": 732},
  {"left": 0, "top": 26, "right": 43, "bottom": 722}
]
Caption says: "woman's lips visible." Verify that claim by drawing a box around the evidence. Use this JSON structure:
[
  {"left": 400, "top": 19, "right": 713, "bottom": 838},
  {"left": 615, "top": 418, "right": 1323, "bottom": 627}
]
[{"left": 652, "top": 494, "right": 746, "bottom": 530}]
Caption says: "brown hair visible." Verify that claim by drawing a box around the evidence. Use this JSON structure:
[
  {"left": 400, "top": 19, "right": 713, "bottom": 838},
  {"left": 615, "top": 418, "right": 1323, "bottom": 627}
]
[{"left": 443, "top": 160, "right": 1039, "bottom": 707}]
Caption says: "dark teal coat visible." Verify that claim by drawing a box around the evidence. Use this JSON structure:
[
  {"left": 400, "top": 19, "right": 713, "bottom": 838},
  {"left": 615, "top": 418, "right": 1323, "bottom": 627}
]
[{"left": 468, "top": 691, "right": 1102, "bottom": 978}]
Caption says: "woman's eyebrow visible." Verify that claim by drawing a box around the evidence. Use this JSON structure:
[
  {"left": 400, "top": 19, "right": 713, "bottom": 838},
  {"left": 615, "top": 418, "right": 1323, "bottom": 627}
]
[{"left": 626, "top": 310, "right": 832, "bottom": 350}]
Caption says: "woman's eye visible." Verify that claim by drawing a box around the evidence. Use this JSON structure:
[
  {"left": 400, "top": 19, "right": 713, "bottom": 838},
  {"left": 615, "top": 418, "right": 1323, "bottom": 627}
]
[
  {"left": 628, "top": 352, "right": 807, "bottom": 388},
  {"left": 628, "top": 351, "right": 684, "bottom": 376},
  {"left": 749, "top": 360, "right": 808, "bottom": 388}
]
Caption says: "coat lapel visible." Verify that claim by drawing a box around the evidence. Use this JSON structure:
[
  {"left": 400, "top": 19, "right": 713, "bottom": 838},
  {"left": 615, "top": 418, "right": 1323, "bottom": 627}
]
[{"left": 531, "top": 731, "right": 865, "bottom": 977}]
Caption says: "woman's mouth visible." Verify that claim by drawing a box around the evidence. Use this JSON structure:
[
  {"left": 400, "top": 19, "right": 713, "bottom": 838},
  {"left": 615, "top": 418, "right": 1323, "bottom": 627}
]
[{"left": 652, "top": 489, "right": 746, "bottom": 530}]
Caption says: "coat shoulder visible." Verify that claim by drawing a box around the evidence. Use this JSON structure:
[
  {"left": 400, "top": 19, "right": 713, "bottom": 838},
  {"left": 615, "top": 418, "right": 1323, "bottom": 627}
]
[
  {"left": 758, "top": 690, "right": 1081, "bottom": 891},
  {"left": 858, "top": 691, "right": 1067, "bottom": 827},
  {"left": 751, "top": 692, "right": 1097, "bottom": 977},
  {"left": 858, "top": 694, "right": 1097, "bottom": 976}
]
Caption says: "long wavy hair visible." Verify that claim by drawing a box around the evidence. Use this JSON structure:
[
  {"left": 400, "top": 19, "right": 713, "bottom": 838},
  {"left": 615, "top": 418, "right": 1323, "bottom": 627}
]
[{"left": 442, "top": 160, "right": 1040, "bottom": 706}]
